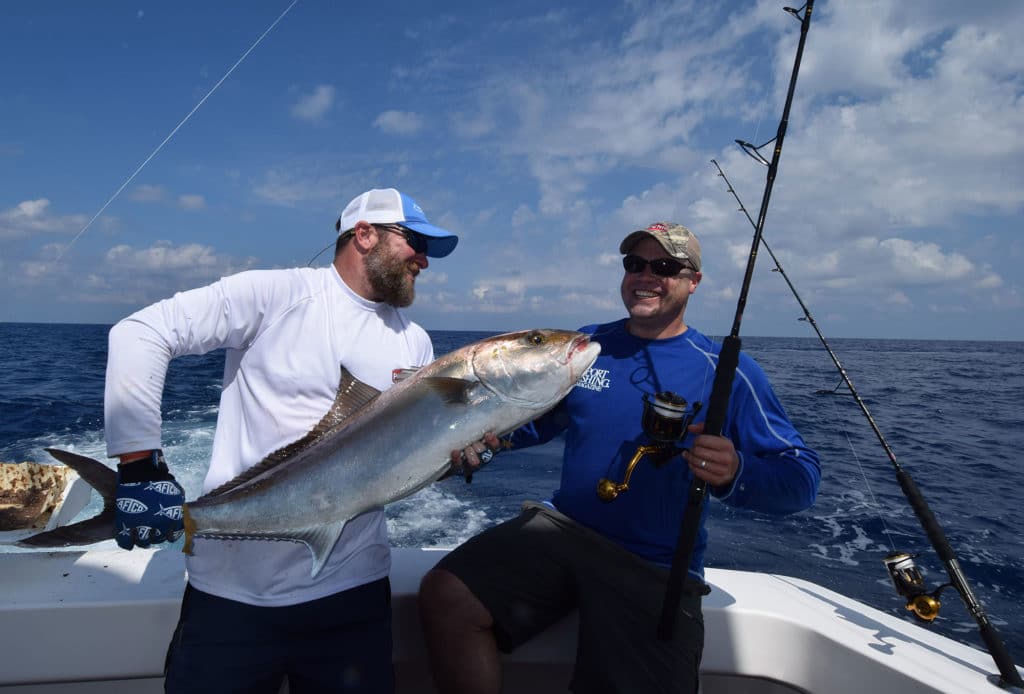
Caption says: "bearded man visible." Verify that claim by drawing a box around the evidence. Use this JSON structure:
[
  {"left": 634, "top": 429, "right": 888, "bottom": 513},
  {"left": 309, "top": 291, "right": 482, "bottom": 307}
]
[{"left": 103, "top": 188, "right": 458, "bottom": 693}]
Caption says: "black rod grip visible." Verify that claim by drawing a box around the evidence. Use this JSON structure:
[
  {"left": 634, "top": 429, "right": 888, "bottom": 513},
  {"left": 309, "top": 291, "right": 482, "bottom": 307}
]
[
  {"left": 657, "top": 478, "right": 707, "bottom": 640},
  {"left": 703, "top": 336, "right": 741, "bottom": 436},
  {"left": 657, "top": 336, "right": 742, "bottom": 639}
]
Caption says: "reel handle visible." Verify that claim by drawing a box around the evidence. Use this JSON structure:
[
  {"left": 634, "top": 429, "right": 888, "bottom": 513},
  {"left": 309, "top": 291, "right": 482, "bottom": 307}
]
[{"left": 596, "top": 393, "right": 701, "bottom": 502}]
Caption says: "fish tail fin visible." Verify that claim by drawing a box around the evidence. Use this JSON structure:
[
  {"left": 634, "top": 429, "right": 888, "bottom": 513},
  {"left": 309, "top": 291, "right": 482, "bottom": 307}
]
[
  {"left": 182, "top": 504, "right": 196, "bottom": 555},
  {"left": 16, "top": 448, "right": 118, "bottom": 548}
]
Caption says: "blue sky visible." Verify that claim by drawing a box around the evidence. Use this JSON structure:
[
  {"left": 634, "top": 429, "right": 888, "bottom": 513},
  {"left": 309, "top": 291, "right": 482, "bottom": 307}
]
[{"left": 2, "top": 1, "right": 1022, "bottom": 340}]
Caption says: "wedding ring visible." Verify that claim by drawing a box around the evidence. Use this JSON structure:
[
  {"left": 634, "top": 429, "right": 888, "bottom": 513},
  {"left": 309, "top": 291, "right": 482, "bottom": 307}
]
[{"left": 699, "top": 459, "right": 708, "bottom": 470}]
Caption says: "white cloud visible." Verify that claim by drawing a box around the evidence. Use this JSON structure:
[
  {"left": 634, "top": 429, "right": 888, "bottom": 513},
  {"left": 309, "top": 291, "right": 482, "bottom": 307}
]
[
  {"left": 417, "top": 271, "right": 448, "bottom": 286},
  {"left": 0, "top": 199, "right": 86, "bottom": 239},
  {"left": 290, "top": 85, "right": 335, "bottom": 122},
  {"left": 6, "top": 198, "right": 49, "bottom": 219},
  {"left": 178, "top": 194, "right": 206, "bottom": 211},
  {"left": 106, "top": 242, "right": 220, "bottom": 270},
  {"left": 451, "top": 110, "right": 496, "bottom": 139},
  {"left": 129, "top": 184, "right": 166, "bottom": 202},
  {"left": 885, "top": 291, "right": 911, "bottom": 307},
  {"left": 8, "top": 236, "right": 260, "bottom": 314},
  {"left": 373, "top": 110, "right": 424, "bottom": 136},
  {"left": 975, "top": 273, "right": 1003, "bottom": 290},
  {"left": 877, "top": 238, "right": 974, "bottom": 283},
  {"left": 252, "top": 167, "right": 350, "bottom": 206},
  {"left": 510, "top": 204, "right": 535, "bottom": 228}
]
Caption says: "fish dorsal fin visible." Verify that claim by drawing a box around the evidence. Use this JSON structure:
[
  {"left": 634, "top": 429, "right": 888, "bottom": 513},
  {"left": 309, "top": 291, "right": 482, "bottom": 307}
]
[
  {"left": 202, "top": 367, "right": 381, "bottom": 498},
  {"left": 317, "top": 366, "right": 382, "bottom": 429}
]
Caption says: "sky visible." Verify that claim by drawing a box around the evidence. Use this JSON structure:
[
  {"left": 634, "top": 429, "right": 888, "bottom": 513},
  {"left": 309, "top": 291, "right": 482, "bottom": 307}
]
[{"left": 1, "top": 1, "right": 1022, "bottom": 341}]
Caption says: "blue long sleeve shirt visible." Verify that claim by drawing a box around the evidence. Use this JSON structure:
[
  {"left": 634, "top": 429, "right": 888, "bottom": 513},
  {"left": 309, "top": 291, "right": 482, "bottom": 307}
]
[{"left": 508, "top": 320, "right": 820, "bottom": 578}]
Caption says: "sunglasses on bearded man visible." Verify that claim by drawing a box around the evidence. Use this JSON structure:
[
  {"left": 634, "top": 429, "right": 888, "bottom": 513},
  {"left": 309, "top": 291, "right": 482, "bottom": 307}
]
[{"left": 375, "top": 224, "right": 430, "bottom": 255}]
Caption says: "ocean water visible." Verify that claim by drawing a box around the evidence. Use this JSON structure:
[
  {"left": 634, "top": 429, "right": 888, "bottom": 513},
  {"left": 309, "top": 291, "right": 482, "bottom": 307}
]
[{"left": 1, "top": 322, "right": 1022, "bottom": 665}]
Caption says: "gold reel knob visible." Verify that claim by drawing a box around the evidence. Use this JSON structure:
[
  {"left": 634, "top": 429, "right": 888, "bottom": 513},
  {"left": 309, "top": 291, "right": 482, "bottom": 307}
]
[
  {"left": 907, "top": 593, "right": 941, "bottom": 622},
  {"left": 597, "top": 478, "right": 623, "bottom": 501}
]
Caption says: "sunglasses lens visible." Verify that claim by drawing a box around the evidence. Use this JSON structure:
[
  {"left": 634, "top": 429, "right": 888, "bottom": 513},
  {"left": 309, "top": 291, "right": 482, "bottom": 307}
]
[
  {"left": 622, "top": 255, "right": 686, "bottom": 277},
  {"left": 622, "top": 255, "right": 646, "bottom": 273},
  {"left": 650, "top": 258, "right": 684, "bottom": 276},
  {"left": 396, "top": 227, "right": 428, "bottom": 255},
  {"left": 380, "top": 224, "right": 429, "bottom": 255},
  {"left": 407, "top": 232, "right": 428, "bottom": 255}
]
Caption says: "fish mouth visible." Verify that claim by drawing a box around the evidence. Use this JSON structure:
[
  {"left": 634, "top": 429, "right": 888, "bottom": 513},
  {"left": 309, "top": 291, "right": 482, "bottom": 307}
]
[
  {"left": 564, "top": 334, "right": 591, "bottom": 365},
  {"left": 565, "top": 335, "right": 598, "bottom": 374}
]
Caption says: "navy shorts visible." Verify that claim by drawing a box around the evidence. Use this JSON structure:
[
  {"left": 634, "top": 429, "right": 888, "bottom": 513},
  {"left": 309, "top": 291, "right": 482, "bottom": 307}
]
[
  {"left": 164, "top": 577, "right": 393, "bottom": 694},
  {"left": 436, "top": 502, "right": 704, "bottom": 694}
]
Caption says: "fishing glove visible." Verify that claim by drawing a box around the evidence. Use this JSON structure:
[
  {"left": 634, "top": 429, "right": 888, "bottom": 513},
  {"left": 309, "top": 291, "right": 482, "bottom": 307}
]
[{"left": 115, "top": 450, "right": 185, "bottom": 550}]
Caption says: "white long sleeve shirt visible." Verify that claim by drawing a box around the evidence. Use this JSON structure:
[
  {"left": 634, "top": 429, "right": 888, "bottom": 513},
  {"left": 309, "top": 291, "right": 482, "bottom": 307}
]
[{"left": 104, "top": 265, "right": 433, "bottom": 606}]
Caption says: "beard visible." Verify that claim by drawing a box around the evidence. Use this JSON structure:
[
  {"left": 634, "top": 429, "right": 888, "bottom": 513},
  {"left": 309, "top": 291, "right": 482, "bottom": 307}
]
[{"left": 365, "top": 241, "right": 416, "bottom": 307}]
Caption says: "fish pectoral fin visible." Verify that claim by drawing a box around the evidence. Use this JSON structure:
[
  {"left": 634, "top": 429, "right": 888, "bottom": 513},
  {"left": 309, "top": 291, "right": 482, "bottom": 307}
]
[
  {"left": 421, "top": 377, "right": 478, "bottom": 404},
  {"left": 290, "top": 520, "right": 349, "bottom": 578}
]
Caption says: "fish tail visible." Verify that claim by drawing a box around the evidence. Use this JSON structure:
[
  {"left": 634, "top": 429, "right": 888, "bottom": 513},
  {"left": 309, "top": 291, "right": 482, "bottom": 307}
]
[{"left": 15, "top": 448, "right": 119, "bottom": 548}]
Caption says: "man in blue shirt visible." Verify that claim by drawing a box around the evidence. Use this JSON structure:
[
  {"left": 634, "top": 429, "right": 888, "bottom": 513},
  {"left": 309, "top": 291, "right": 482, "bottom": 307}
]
[{"left": 420, "top": 222, "right": 821, "bottom": 694}]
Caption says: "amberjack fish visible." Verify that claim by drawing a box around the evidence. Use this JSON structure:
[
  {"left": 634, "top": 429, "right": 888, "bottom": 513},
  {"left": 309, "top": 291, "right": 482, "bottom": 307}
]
[{"left": 20, "top": 329, "right": 601, "bottom": 576}]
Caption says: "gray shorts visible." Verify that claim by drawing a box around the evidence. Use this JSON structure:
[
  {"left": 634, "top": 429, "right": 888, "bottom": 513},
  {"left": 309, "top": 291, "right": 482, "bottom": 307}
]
[{"left": 436, "top": 502, "right": 704, "bottom": 694}]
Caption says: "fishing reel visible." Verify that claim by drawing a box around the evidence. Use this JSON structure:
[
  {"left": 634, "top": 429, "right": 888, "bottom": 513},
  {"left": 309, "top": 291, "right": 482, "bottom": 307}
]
[
  {"left": 597, "top": 392, "right": 702, "bottom": 502},
  {"left": 884, "top": 552, "right": 952, "bottom": 622}
]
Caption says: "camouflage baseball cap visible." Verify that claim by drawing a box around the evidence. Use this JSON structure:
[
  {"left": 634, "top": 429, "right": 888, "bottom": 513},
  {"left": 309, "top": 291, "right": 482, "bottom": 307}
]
[{"left": 619, "top": 222, "right": 701, "bottom": 272}]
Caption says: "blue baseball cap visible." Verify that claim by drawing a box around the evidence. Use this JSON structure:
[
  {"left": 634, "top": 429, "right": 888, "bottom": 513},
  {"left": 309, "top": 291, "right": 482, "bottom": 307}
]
[{"left": 338, "top": 188, "right": 458, "bottom": 258}]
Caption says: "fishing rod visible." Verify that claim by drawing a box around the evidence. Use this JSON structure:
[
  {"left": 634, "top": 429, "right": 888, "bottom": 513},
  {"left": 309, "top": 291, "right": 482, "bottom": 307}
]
[
  {"left": 657, "top": 0, "right": 814, "bottom": 640},
  {"left": 711, "top": 161, "right": 1024, "bottom": 689}
]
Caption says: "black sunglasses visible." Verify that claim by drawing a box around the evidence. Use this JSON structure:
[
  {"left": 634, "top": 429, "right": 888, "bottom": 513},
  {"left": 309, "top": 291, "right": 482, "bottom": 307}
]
[
  {"left": 622, "top": 254, "right": 692, "bottom": 277},
  {"left": 376, "top": 224, "right": 429, "bottom": 255}
]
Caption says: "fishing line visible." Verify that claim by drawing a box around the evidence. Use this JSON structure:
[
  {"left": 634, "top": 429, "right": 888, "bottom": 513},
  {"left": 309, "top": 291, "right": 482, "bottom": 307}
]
[
  {"left": 822, "top": 383, "right": 897, "bottom": 553},
  {"left": 710, "top": 158, "right": 1023, "bottom": 686},
  {"left": 53, "top": 0, "right": 299, "bottom": 265},
  {"left": 749, "top": 79, "right": 769, "bottom": 153},
  {"left": 306, "top": 239, "right": 336, "bottom": 267}
]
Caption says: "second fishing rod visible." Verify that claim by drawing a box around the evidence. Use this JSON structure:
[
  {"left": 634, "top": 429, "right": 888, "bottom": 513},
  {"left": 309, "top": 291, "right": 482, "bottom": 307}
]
[{"left": 711, "top": 159, "right": 1023, "bottom": 689}]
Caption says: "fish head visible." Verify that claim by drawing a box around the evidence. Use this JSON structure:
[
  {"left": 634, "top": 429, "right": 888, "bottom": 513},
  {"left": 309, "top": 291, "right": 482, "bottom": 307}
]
[{"left": 469, "top": 329, "right": 601, "bottom": 408}]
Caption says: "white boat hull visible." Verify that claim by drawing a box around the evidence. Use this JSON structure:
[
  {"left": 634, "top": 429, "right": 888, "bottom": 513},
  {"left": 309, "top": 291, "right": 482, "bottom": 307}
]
[{"left": 1, "top": 547, "right": 1018, "bottom": 693}]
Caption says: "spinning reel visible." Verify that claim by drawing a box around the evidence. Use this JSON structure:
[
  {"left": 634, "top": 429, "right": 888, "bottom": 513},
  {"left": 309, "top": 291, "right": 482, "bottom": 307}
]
[
  {"left": 597, "top": 391, "right": 702, "bottom": 502},
  {"left": 883, "top": 552, "right": 952, "bottom": 622}
]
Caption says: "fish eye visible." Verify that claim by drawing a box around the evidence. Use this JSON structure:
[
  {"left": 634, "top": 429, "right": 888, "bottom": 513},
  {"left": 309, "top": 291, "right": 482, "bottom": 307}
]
[{"left": 526, "top": 331, "right": 545, "bottom": 346}]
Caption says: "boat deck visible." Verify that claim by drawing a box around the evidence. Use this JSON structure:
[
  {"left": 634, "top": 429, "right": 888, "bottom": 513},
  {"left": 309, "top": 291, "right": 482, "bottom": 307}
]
[{"left": 0, "top": 547, "right": 1015, "bottom": 693}]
